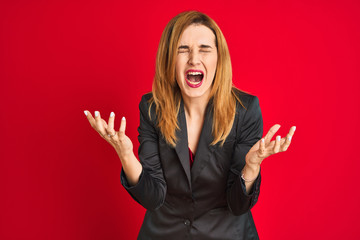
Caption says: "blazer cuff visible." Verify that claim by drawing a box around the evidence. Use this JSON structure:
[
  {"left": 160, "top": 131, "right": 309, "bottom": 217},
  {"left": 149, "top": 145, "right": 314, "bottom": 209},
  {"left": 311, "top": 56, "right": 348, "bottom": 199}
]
[
  {"left": 239, "top": 168, "right": 261, "bottom": 197},
  {"left": 120, "top": 167, "right": 143, "bottom": 188},
  {"left": 120, "top": 167, "right": 145, "bottom": 204},
  {"left": 230, "top": 166, "right": 261, "bottom": 205}
]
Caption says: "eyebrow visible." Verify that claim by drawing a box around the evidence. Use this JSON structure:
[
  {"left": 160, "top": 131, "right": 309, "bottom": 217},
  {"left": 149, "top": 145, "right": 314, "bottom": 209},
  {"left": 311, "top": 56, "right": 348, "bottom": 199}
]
[
  {"left": 178, "top": 45, "right": 189, "bottom": 50},
  {"left": 178, "top": 44, "right": 213, "bottom": 49}
]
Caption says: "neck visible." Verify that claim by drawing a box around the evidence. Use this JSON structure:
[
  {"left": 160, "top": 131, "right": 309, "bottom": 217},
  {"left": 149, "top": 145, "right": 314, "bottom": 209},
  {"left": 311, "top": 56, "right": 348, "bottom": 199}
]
[{"left": 181, "top": 92, "right": 211, "bottom": 119}]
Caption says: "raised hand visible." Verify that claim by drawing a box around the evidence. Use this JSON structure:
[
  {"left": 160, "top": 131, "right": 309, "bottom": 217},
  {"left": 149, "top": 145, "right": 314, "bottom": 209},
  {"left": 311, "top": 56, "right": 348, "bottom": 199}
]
[
  {"left": 246, "top": 124, "right": 296, "bottom": 166},
  {"left": 84, "top": 110, "right": 134, "bottom": 161}
]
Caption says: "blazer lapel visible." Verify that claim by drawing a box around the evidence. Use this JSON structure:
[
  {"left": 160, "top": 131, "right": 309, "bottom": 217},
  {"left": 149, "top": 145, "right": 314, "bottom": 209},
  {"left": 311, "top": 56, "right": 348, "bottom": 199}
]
[{"left": 174, "top": 99, "right": 192, "bottom": 188}]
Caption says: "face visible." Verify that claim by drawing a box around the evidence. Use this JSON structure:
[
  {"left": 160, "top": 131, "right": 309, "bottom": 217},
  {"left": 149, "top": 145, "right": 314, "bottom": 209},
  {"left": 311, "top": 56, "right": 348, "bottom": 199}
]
[{"left": 175, "top": 24, "right": 218, "bottom": 100}]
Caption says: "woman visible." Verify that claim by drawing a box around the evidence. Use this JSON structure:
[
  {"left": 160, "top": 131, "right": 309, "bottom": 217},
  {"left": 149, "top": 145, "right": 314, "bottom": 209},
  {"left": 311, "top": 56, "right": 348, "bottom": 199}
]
[{"left": 84, "top": 11, "right": 296, "bottom": 240}]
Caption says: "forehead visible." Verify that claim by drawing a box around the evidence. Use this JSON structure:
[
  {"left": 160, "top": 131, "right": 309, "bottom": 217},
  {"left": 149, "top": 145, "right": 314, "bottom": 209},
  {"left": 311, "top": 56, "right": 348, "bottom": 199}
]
[{"left": 178, "top": 24, "right": 216, "bottom": 46}]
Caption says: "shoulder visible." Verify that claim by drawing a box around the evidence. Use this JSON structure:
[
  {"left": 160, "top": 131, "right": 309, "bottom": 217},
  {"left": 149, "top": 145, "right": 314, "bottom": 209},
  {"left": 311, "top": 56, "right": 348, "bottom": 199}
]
[
  {"left": 139, "top": 92, "right": 153, "bottom": 105},
  {"left": 232, "top": 88, "right": 260, "bottom": 112},
  {"left": 139, "top": 92, "right": 154, "bottom": 111},
  {"left": 232, "top": 89, "right": 263, "bottom": 140},
  {"left": 139, "top": 92, "right": 157, "bottom": 124}
]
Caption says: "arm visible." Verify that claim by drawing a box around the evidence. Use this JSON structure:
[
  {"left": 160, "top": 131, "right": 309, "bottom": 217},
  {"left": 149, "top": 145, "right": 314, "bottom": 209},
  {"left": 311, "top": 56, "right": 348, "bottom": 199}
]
[
  {"left": 120, "top": 95, "right": 167, "bottom": 211},
  {"left": 227, "top": 95, "right": 263, "bottom": 216}
]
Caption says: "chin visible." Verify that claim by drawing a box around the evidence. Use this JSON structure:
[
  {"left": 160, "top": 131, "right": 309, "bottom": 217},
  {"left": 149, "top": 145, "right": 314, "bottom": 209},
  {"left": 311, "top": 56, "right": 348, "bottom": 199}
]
[{"left": 182, "top": 87, "right": 211, "bottom": 99}]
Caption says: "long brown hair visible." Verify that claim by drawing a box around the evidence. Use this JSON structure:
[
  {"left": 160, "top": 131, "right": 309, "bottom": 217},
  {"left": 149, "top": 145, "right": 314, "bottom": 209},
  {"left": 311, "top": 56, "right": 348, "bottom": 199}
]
[{"left": 150, "top": 10, "right": 245, "bottom": 147}]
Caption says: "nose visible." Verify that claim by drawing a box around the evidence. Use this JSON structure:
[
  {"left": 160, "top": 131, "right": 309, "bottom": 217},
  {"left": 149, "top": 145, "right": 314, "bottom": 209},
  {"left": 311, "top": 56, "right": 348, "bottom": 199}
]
[{"left": 188, "top": 50, "right": 201, "bottom": 66}]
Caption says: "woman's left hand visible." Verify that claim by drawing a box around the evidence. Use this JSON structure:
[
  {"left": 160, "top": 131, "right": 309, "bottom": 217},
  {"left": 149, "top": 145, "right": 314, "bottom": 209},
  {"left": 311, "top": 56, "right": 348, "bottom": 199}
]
[{"left": 245, "top": 124, "right": 296, "bottom": 166}]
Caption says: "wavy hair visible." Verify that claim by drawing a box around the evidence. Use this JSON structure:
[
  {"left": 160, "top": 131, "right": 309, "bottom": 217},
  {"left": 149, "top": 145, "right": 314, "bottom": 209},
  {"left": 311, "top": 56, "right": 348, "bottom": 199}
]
[{"left": 150, "top": 10, "right": 245, "bottom": 147}]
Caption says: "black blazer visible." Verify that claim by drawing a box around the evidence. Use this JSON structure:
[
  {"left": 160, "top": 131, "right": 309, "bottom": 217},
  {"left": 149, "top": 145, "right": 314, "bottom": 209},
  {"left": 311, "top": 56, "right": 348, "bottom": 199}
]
[{"left": 121, "top": 90, "right": 263, "bottom": 240}]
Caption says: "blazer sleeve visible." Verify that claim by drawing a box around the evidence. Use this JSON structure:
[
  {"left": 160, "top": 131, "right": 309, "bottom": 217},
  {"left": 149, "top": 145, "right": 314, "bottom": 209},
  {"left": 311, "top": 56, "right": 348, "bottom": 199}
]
[
  {"left": 120, "top": 94, "right": 167, "bottom": 210},
  {"left": 227, "top": 95, "right": 263, "bottom": 216}
]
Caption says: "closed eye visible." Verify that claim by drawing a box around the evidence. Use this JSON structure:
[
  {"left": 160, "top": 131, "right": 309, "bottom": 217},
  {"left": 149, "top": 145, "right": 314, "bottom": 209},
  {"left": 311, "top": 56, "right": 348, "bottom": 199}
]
[
  {"left": 178, "top": 45, "right": 189, "bottom": 52},
  {"left": 177, "top": 44, "right": 213, "bottom": 54},
  {"left": 199, "top": 44, "right": 213, "bottom": 52}
]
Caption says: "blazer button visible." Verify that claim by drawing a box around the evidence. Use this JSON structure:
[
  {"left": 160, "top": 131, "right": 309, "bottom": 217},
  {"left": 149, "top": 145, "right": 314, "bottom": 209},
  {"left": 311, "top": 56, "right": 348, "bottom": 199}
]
[{"left": 184, "top": 219, "right": 191, "bottom": 226}]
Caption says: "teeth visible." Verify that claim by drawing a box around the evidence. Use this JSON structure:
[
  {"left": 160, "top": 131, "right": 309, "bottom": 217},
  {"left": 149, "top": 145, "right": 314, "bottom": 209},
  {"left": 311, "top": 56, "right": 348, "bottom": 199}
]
[
  {"left": 188, "top": 79, "right": 198, "bottom": 83},
  {"left": 187, "top": 72, "right": 203, "bottom": 75}
]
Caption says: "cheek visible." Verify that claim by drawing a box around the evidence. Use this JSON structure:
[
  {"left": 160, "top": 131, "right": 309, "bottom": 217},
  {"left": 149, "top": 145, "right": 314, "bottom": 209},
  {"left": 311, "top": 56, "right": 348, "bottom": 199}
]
[
  {"left": 175, "top": 58, "right": 185, "bottom": 78},
  {"left": 175, "top": 64, "right": 184, "bottom": 88},
  {"left": 211, "top": 55, "right": 218, "bottom": 70},
  {"left": 207, "top": 57, "right": 218, "bottom": 76}
]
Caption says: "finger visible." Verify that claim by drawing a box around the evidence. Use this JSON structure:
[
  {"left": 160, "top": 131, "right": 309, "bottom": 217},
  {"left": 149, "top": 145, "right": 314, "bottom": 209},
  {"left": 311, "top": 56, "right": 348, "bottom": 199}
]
[
  {"left": 102, "top": 119, "right": 108, "bottom": 129},
  {"left": 288, "top": 126, "right": 296, "bottom": 137},
  {"left": 94, "top": 111, "right": 107, "bottom": 137},
  {"left": 264, "top": 124, "right": 281, "bottom": 144},
  {"left": 281, "top": 133, "right": 292, "bottom": 151},
  {"left": 273, "top": 135, "right": 281, "bottom": 153},
  {"left": 119, "top": 116, "right": 126, "bottom": 138},
  {"left": 279, "top": 126, "right": 295, "bottom": 151},
  {"left": 107, "top": 112, "right": 116, "bottom": 135},
  {"left": 84, "top": 110, "right": 96, "bottom": 128}
]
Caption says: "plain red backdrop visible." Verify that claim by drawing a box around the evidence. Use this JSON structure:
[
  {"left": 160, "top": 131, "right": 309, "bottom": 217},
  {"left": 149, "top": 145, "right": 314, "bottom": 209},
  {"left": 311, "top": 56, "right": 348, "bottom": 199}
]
[{"left": 1, "top": 0, "right": 359, "bottom": 239}]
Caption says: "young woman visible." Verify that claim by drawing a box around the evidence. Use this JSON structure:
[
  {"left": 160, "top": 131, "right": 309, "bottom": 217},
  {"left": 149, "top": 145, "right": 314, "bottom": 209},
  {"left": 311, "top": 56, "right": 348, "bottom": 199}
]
[{"left": 84, "top": 10, "right": 296, "bottom": 240}]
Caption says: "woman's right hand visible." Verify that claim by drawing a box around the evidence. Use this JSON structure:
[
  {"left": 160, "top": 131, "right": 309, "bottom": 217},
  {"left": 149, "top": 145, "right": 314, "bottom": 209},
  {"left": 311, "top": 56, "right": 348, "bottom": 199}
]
[{"left": 84, "top": 110, "right": 134, "bottom": 162}]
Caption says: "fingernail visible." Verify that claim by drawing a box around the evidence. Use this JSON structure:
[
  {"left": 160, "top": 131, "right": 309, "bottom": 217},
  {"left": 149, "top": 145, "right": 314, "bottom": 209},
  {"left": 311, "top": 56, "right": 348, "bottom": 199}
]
[
  {"left": 288, "top": 136, "right": 292, "bottom": 141},
  {"left": 84, "top": 110, "right": 88, "bottom": 116},
  {"left": 95, "top": 111, "right": 99, "bottom": 117},
  {"left": 122, "top": 117, "right": 125, "bottom": 121},
  {"left": 261, "top": 138, "right": 264, "bottom": 143},
  {"left": 110, "top": 112, "right": 115, "bottom": 117},
  {"left": 293, "top": 126, "right": 296, "bottom": 131},
  {"left": 276, "top": 136, "right": 281, "bottom": 141}
]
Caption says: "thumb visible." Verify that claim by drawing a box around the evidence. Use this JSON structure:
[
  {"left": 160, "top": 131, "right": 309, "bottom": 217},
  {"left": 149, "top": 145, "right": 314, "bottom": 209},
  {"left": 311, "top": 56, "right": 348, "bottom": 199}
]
[{"left": 257, "top": 138, "right": 266, "bottom": 157}]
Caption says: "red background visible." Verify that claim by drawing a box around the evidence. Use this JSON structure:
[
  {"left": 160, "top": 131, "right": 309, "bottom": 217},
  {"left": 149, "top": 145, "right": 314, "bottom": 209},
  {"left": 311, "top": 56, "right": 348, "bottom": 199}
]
[{"left": 1, "top": 0, "right": 360, "bottom": 239}]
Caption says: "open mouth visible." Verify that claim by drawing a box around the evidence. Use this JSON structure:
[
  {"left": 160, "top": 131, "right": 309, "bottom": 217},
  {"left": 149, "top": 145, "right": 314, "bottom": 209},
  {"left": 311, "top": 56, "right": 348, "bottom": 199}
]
[{"left": 185, "top": 70, "right": 204, "bottom": 88}]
